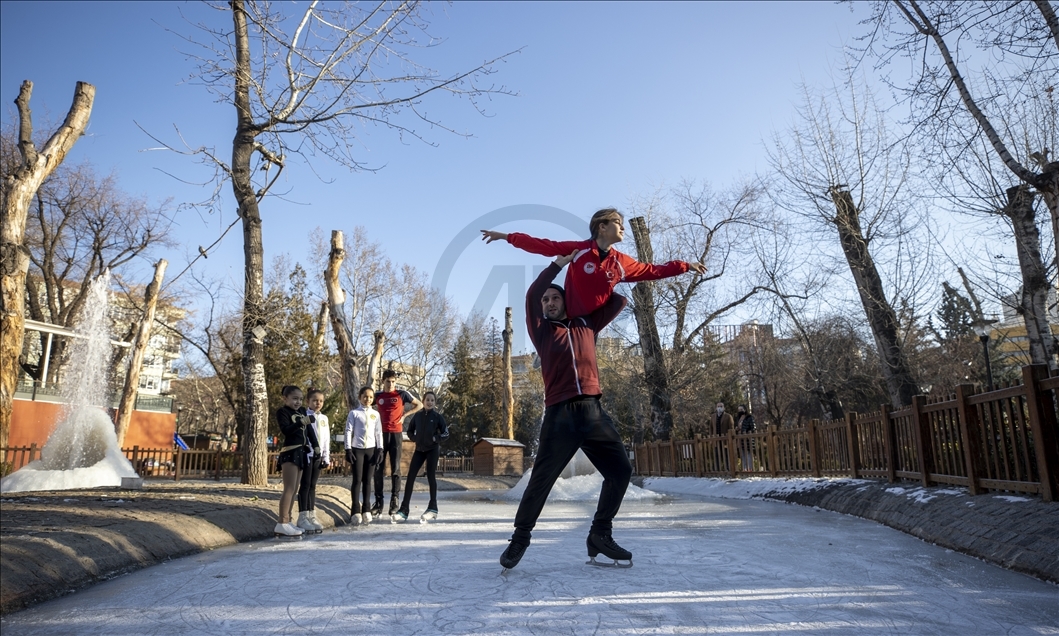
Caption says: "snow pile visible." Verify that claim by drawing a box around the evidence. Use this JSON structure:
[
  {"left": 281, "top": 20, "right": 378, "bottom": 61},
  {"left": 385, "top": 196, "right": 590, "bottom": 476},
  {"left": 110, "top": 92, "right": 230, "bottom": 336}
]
[
  {"left": 642, "top": 476, "right": 868, "bottom": 500},
  {"left": 502, "top": 470, "right": 660, "bottom": 501},
  {"left": 496, "top": 450, "right": 660, "bottom": 501},
  {"left": 1, "top": 407, "right": 137, "bottom": 493}
]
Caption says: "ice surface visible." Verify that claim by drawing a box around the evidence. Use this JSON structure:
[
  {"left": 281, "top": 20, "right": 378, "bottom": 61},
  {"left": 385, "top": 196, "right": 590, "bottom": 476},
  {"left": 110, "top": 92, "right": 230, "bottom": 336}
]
[{"left": 2, "top": 489, "right": 1054, "bottom": 635}]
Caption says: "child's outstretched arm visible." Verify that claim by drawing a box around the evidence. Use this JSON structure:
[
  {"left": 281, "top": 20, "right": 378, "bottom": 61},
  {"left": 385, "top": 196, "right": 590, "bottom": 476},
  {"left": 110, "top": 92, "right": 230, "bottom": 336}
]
[
  {"left": 621, "top": 254, "right": 706, "bottom": 283},
  {"left": 481, "top": 230, "right": 586, "bottom": 258}
]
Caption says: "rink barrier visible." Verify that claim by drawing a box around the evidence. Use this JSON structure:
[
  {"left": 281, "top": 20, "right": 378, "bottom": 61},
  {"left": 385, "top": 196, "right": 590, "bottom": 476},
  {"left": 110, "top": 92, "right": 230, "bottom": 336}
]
[{"left": 634, "top": 364, "right": 1059, "bottom": 501}]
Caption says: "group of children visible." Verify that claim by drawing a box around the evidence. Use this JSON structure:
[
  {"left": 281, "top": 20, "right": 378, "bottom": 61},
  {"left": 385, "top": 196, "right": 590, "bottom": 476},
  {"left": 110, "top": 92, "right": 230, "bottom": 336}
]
[{"left": 274, "top": 370, "right": 448, "bottom": 537}]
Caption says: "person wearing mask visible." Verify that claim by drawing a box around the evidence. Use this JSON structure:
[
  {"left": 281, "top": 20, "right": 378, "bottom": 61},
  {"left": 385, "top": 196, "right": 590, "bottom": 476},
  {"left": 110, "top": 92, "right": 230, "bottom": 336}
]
[{"left": 735, "top": 405, "right": 756, "bottom": 472}]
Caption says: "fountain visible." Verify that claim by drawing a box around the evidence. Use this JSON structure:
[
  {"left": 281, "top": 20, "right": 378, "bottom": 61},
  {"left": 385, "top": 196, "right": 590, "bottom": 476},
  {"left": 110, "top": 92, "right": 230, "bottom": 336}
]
[{"left": 1, "top": 271, "right": 138, "bottom": 493}]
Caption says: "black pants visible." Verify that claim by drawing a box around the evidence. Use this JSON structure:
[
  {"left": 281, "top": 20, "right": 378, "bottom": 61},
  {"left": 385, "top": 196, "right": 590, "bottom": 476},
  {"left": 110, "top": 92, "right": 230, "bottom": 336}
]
[
  {"left": 349, "top": 448, "right": 374, "bottom": 515},
  {"left": 512, "top": 396, "right": 632, "bottom": 544},
  {"left": 400, "top": 446, "right": 440, "bottom": 513},
  {"left": 297, "top": 457, "right": 322, "bottom": 511},
  {"left": 373, "top": 432, "right": 403, "bottom": 502}
]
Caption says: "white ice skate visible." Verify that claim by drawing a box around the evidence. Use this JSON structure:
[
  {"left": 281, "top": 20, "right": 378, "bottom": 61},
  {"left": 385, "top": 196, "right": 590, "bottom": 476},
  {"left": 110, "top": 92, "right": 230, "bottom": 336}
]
[
  {"left": 307, "top": 511, "right": 324, "bottom": 533},
  {"left": 420, "top": 509, "right": 438, "bottom": 524},
  {"left": 296, "top": 511, "right": 319, "bottom": 535},
  {"left": 349, "top": 513, "right": 362, "bottom": 527},
  {"left": 274, "top": 522, "right": 304, "bottom": 538},
  {"left": 391, "top": 510, "right": 407, "bottom": 524},
  {"left": 361, "top": 512, "right": 373, "bottom": 525}
]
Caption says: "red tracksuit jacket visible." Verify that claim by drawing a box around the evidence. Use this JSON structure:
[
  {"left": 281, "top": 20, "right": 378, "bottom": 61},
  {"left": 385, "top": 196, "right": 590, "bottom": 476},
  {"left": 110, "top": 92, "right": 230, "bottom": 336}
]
[
  {"left": 507, "top": 232, "right": 690, "bottom": 318},
  {"left": 528, "top": 262, "right": 627, "bottom": 407}
]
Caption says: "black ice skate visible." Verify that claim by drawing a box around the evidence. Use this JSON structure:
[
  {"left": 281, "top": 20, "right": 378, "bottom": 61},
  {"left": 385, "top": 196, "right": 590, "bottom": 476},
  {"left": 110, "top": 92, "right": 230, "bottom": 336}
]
[
  {"left": 586, "top": 533, "right": 633, "bottom": 568},
  {"left": 370, "top": 499, "right": 383, "bottom": 517},
  {"left": 388, "top": 496, "right": 400, "bottom": 516},
  {"left": 500, "top": 539, "right": 529, "bottom": 572}
]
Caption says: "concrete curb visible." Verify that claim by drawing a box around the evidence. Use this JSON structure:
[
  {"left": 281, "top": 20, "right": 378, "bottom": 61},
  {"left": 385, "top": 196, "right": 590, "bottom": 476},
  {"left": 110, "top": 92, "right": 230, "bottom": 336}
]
[{"left": 0, "top": 483, "right": 352, "bottom": 615}]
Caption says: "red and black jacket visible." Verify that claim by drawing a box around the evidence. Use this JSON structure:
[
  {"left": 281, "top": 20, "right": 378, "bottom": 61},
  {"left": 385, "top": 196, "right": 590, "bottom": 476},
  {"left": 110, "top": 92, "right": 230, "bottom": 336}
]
[
  {"left": 508, "top": 232, "right": 688, "bottom": 319},
  {"left": 527, "top": 262, "right": 627, "bottom": 407}
]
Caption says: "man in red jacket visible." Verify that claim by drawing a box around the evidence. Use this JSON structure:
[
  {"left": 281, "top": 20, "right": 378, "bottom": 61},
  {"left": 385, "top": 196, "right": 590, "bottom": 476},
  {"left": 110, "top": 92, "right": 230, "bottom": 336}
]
[
  {"left": 481, "top": 208, "right": 706, "bottom": 319},
  {"left": 499, "top": 250, "right": 634, "bottom": 571}
]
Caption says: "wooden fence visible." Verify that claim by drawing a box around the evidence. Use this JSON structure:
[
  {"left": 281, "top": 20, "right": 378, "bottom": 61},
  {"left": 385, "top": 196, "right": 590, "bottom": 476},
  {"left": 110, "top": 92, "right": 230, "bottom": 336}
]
[
  {"left": 633, "top": 364, "right": 1059, "bottom": 502},
  {"left": 1, "top": 445, "right": 477, "bottom": 480}
]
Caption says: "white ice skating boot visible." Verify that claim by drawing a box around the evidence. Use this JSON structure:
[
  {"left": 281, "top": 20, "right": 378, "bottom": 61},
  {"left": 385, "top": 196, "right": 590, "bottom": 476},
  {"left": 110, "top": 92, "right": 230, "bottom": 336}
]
[
  {"left": 349, "top": 513, "right": 362, "bottom": 527},
  {"left": 362, "top": 512, "right": 373, "bottom": 525},
  {"left": 420, "top": 509, "right": 438, "bottom": 524},
  {"left": 274, "top": 522, "right": 304, "bottom": 538},
  {"left": 307, "top": 510, "right": 324, "bottom": 533},
  {"left": 296, "top": 511, "right": 316, "bottom": 534}
]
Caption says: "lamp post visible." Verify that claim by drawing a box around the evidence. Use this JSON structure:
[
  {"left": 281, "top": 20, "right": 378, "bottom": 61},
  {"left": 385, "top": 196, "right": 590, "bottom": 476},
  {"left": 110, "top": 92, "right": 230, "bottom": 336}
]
[{"left": 972, "top": 319, "right": 997, "bottom": 391}]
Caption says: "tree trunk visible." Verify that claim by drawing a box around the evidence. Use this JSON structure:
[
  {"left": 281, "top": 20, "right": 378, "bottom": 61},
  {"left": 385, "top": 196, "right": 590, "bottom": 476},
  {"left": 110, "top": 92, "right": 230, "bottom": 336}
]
[
  {"left": 628, "top": 216, "right": 675, "bottom": 440},
  {"left": 231, "top": 1, "right": 269, "bottom": 485},
  {"left": 1, "top": 80, "right": 94, "bottom": 461},
  {"left": 830, "top": 188, "right": 919, "bottom": 407},
  {"left": 325, "top": 230, "right": 361, "bottom": 409},
  {"left": 308, "top": 301, "right": 329, "bottom": 387},
  {"left": 367, "top": 330, "right": 385, "bottom": 390},
  {"left": 115, "top": 259, "right": 167, "bottom": 447},
  {"left": 1004, "top": 185, "right": 1058, "bottom": 369},
  {"left": 502, "top": 306, "right": 514, "bottom": 440}
]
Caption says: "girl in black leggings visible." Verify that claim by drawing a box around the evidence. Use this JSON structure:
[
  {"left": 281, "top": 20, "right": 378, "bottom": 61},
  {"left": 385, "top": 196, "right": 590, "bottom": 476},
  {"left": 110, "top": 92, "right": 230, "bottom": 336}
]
[
  {"left": 394, "top": 391, "right": 449, "bottom": 522},
  {"left": 343, "top": 386, "right": 382, "bottom": 525}
]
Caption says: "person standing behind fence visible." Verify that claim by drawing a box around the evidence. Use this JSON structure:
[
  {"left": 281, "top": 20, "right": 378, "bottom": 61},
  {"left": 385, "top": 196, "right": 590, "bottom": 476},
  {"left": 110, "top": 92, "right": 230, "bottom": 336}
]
[
  {"left": 393, "top": 390, "right": 449, "bottom": 523},
  {"left": 345, "top": 386, "right": 383, "bottom": 526},
  {"left": 372, "top": 370, "right": 422, "bottom": 517},
  {"left": 735, "top": 405, "right": 756, "bottom": 472},
  {"left": 296, "top": 388, "right": 330, "bottom": 534},
  {"left": 714, "top": 402, "right": 734, "bottom": 472},
  {"left": 275, "top": 386, "right": 317, "bottom": 537}
]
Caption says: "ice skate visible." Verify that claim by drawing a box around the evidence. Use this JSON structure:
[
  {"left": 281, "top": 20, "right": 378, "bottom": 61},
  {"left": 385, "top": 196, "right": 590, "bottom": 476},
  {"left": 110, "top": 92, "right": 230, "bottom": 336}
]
[
  {"left": 370, "top": 499, "right": 383, "bottom": 518},
  {"left": 349, "top": 513, "right": 362, "bottom": 527},
  {"left": 500, "top": 539, "right": 529, "bottom": 573},
  {"left": 307, "top": 510, "right": 324, "bottom": 533},
  {"left": 388, "top": 495, "right": 400, "bottom": 516},
  {"left": 362, "top": 512, "right": 373, "bottom": 525},
  {"left": 296, "top": 511, "right": 317, "bottom": 535},
  {"left": 274, "top": 522, "right": 304, "bottom": 539},
  {"left": 391, "top": 509, "right": 407, "bottom": 523},
  {"left": 420, "top": 509, "right": 438, "bottom": 524},
  {"left": 586, "top": 533, "right": 633, "bottom": 568}
]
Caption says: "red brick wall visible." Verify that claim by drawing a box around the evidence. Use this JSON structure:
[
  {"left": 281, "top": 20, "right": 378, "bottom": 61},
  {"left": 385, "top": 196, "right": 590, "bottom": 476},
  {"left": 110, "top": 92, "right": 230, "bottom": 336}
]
[{"left": 10, "top": 399, "right": 176, "bottom": 450}]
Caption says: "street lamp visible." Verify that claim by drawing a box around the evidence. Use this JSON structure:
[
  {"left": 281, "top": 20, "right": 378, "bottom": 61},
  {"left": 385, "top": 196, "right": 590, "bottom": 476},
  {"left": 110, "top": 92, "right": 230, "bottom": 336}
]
[{"left": 972, "top": 318, "right": 997, "bottom": 391}]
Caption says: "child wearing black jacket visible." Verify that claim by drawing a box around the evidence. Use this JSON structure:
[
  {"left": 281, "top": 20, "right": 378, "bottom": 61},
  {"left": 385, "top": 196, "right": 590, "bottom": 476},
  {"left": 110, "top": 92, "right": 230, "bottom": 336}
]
[
  {"left": 275, "top": 385, "right": 320, "bottom": 537},
  {"left": 393, "top": 391, "right": 449, "bottom": 522}
]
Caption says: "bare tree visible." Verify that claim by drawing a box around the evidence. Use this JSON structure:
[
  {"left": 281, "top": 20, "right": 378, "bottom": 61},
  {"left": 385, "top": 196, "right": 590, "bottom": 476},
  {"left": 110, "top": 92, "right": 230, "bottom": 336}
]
[
  {"left": 863, "top": 0, "right": 1059, "bottom": 368},
  {"left": 177, "top": 1, "right": 513, "bottom": 484},
  {"left": 1, "top": 80, "right": 94, "bottom": 456},
  {"left": 115, "top": 259, "right": 168, "bottom": 446},
  {"left": 767, "top": 79, "right": 923, "bottom": 408}
]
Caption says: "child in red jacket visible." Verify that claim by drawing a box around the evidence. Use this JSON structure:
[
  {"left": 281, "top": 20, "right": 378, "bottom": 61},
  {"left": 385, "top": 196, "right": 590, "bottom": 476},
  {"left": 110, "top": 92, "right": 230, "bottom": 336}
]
[{"left": 481, "top": 208, "right": 706, "bottom": 319}]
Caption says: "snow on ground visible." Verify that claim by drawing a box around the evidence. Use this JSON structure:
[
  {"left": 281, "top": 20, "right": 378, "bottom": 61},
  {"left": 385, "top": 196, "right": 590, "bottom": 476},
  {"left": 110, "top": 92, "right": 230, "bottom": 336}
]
[
  {"left": 642, "top": 475, "right": 876, "bottom": 500},
  {"left": 2, "top": 487, "right": 1055, "bottom": 635},
  {"left": 498, "top": 469, "right": 661, "bottom": 502},
  {"left": 0, "top": 450, "right": 137, "bottom": 493}
]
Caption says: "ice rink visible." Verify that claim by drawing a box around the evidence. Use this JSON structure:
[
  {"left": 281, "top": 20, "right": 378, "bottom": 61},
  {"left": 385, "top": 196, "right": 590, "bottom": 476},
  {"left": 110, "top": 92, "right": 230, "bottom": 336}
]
[{"left": 2, "top": 488, "right": 1056, "bottom": 635}]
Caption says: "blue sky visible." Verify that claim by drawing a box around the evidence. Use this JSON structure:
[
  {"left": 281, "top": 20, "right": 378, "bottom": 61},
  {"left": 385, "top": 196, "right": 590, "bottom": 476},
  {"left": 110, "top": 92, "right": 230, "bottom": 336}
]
[{"left": 1, "top": 1, "right": 868, "bottom": 343}]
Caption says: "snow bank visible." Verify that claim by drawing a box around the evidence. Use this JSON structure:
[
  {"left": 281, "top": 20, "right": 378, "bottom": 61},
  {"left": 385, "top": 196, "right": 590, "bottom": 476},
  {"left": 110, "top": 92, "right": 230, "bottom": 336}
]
[
  {"left": 642, "top": 476, "right": 870, "bottom": 500},
  {"left": 0, "top": 450, "right": 137, "bottom": 493},
  {"left": 499, "top": 470, "right": 661, "bottom": 502}
]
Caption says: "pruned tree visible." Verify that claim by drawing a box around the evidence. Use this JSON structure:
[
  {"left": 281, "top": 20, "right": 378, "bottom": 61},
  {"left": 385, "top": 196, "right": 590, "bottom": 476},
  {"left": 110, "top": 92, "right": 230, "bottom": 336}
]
[
  {"left": 176, "top": 1, "right": 514, "bottom": 484},
  {"left": 1, "top": 80, "right": 94, "bottom": 457},
  {"left": 115, "top": 259, "right": 168, "bottom": 447},
  {"left": 767, "top": 78, "right": 923, "bottom": 408},
  {"left": 863, "top": 0, "right": 1059, "bottom": 368}
]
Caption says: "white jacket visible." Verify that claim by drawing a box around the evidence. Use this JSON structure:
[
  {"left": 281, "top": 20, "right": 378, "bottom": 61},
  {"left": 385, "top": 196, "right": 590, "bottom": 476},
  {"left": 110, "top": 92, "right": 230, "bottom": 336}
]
[
  {"left": 345, "top": 406, "right": 382, "bottom": 450},
  {"left": 307, "top": 410, "right": 330, "bottom": 464}
]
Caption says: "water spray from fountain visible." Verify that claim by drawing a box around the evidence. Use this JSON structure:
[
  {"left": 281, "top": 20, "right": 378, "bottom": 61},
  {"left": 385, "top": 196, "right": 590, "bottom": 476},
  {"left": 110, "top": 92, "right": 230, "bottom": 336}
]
[{"left": 2, "top": 270, "right": 138, "bottom": 493}]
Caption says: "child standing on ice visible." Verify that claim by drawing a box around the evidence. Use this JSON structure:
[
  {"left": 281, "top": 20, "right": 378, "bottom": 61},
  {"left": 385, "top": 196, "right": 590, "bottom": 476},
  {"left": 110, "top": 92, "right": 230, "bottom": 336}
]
[
  {"left": 480, "top": 208, "right": 706, "bottom": 318},
  {"left": 344, "top": 386, "right": 383, "bottom": 526},
  {"left": 275, "top": 386, "right": 319, "bottom": 537},
  {"left": 393, "top": 390, "right": 449, "bottom": 523},
  {"left": 296, "top": 388, "right": 330, "bottom": 534}
]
